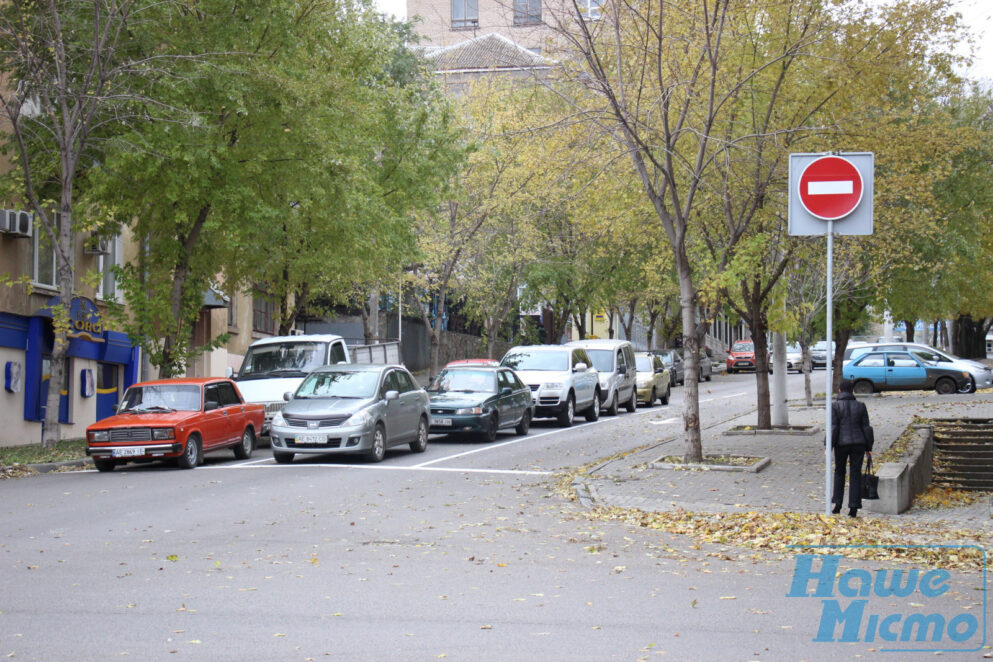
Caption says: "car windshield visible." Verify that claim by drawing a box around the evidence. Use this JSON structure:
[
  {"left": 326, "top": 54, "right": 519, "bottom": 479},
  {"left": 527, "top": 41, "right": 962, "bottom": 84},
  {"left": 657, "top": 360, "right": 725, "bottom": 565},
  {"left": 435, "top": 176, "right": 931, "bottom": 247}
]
[
  {"left": 237, "top": 341, "right": 327, "bottom": 379},
  {"left": 635, "top": 356, "right": 654, "bottom": 372},
  {"left": 584, "top": 350, "right": 615, "bottom": 373},
  {"left": 296, "top": 370, "right": 379, "bottom": 399},
  {"left": 732, "top": 342, "right": 752, "bottom": 352},
  {"left": 119, "top": 384, "right": 201, "bottom": 412},
  {"left": 911, "top": 349, "right": 947, "bottom": 365},
  {"left": 428, "top": 369, "right": 495, "bottom": 393},
  {"left": 502, "top": 350, "right": 569, "bottom": 371}
]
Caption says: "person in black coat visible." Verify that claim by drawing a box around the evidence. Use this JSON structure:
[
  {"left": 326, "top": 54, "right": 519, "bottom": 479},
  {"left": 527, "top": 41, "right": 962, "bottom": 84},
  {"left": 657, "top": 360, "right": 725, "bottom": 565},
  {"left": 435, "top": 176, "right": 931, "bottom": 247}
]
[{"left": 831, "top": 379, "right": 874, "bottom": 517}]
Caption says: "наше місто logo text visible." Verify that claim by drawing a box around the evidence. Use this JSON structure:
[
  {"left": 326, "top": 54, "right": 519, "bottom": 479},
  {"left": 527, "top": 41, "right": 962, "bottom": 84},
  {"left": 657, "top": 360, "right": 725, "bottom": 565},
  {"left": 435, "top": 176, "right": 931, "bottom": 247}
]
[{"left": 786, "top": 547, "right": 986, "bottom": 653}]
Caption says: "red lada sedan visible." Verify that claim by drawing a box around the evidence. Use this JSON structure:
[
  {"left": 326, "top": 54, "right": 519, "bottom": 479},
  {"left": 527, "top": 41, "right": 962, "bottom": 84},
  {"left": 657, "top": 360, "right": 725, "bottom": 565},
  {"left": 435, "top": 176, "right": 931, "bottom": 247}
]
[{"left": 86, "top": 377, "right": 264, "bottom": 472}]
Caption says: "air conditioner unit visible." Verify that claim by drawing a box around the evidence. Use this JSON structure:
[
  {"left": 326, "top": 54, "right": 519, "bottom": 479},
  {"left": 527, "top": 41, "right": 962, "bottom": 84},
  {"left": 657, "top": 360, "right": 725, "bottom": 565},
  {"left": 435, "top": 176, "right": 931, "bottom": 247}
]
[
  {"left": 290, "top": 328, "right": 305, "bottom": 336},
  {"left": 83, "top": 233, "right": 111, "bottom": 255},
  {"left": 0, "top": 209, "right": 32, "bottom": 237}
]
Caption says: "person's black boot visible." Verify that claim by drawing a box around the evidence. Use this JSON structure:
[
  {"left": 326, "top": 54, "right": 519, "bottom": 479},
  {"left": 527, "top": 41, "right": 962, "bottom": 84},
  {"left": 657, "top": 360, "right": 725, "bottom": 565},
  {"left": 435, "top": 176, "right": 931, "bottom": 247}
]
[
  {"left": 831, "top": 504, "right": 842, "bottom": 515},
  {"left": 848, "top": 508, "right": 858, "bottom": 518}
]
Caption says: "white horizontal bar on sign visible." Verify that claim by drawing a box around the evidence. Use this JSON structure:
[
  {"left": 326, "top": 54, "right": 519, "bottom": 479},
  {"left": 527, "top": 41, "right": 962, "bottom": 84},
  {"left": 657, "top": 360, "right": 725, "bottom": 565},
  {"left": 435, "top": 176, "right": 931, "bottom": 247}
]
[{"left": 807, "top": 180, "right": 853, "bottom": 195}]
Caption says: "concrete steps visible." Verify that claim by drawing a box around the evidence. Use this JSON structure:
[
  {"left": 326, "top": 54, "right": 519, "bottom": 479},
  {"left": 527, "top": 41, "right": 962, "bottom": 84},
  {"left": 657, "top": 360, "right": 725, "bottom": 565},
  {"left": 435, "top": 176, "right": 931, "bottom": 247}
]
[{"left": 931, "top": 419, "right": 993, "bottom": 491}]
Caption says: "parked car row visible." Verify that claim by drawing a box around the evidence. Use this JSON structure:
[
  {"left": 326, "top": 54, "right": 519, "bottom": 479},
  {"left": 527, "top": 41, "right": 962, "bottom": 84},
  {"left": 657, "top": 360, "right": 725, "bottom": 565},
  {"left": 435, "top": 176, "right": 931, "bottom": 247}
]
[{"left": 88, "top": 336, "right": 788, "bottom": 472}]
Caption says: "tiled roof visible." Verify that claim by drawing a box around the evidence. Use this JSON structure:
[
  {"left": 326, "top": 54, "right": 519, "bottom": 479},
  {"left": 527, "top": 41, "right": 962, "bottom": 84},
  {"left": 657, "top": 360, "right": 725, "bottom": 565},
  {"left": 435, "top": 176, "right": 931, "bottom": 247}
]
[{"left": 425, "top": 33, "right": 550, "bottom": 71}]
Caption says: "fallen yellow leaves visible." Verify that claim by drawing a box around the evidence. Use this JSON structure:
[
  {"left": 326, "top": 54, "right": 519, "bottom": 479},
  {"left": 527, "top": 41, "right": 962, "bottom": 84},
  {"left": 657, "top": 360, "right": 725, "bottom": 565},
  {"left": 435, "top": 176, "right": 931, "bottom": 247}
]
[
  {"left": 589, "top": 507, "right": 987, "bottom": 571},
  {"left": 913, "top": 485, "right": 983, "bottom": 510}
]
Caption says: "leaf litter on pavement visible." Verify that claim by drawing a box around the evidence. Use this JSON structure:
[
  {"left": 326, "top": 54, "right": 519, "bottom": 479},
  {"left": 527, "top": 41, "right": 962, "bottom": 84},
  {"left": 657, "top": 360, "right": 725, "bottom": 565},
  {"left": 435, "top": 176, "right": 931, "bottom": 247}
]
[{"left": 587, "top": 506, "right": 987, "bottom": 572}]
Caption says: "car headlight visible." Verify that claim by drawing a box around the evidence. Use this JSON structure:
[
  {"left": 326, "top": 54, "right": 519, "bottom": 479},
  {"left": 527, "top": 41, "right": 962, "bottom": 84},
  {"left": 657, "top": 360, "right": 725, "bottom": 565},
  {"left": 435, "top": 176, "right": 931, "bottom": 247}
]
[
  {"left": 345, "top": 410, "right": 371, "bottom": 426},
  {"left": 271, "top": 411, "right": 286, "bottom": 427},
  {"left": 456, "top": 407, "right": 483, "bottom": 415},
  {"left": 599, "top": 379, "right": 609, "bottom": 388},
  {"left": 152, "top": 428, "right": 174, "bottom": 440},
  {"left": 542, "top": 382, "right": 563, "bottom": 389},
  {"left": 89, "top": 430, "right": 109, "bottom": 442},
  {"left": 636, "top": 378, "right": 650, "bottom": 387}
]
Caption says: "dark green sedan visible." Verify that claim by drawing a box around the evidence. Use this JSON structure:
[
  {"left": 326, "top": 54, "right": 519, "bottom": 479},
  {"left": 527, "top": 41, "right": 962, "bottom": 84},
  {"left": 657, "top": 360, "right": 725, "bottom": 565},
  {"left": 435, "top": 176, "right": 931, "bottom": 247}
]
[{"left": 427, "top": 365, "right": 534, "bottom": 442}]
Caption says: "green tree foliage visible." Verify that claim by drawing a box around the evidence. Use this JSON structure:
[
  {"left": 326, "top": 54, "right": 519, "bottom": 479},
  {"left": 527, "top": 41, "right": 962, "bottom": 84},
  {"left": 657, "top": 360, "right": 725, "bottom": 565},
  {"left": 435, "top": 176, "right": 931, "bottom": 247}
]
[{"left": 87, "top": 1, "right": 459, "bottom": 376}]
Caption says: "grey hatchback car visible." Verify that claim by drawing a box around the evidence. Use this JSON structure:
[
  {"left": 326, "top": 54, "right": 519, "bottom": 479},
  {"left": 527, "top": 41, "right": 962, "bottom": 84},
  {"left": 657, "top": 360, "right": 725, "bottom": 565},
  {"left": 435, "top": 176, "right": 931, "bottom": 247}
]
[{"left": 268, "top": 364, "right": 430, "bottom": 463}]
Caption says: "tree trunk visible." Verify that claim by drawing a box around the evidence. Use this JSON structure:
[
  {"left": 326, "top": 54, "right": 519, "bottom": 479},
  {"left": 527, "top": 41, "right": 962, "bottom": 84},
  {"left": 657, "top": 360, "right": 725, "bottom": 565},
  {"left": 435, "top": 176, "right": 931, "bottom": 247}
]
[
  {"left": 41, "top": 199, "right": 77, "bottom": 448},
  {"left": 677, "top": 264, "right": 702, "bottom": 463},
  {"left": 751, "top": 320, "right": 772, "bottom": 429},
  {"left": 645, "top": 308, "right": 660, "bottom": 350},
  {"left": 801, "top": 342, "right": 813, "bottom": 407},
  {"left": 903, "top": 320, "right": 915, "bottom": 343},
  {"left": 832, "top": 327, "right": 853, "bottom": 391}
]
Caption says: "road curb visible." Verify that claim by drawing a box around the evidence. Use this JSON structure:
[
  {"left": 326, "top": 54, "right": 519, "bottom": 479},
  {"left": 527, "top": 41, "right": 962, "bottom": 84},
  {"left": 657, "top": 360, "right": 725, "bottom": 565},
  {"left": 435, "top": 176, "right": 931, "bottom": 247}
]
[{"left": 26, "top": 458, "right": 92, "bottom": 473}]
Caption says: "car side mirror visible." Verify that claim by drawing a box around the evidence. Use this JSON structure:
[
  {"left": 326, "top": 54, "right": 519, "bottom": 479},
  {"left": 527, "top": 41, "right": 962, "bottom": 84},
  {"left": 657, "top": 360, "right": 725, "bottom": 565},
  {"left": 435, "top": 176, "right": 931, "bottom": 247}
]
[
  {"left": 284, "top": 391, "right": 295, "bottom": 402},
  {"left": 204, "top": 400, "right": 219, "bottom": 411},
  {"left": 500, "top": 387, "right": 513, "bottom": 396},
  {"left": 384, "top": 390, "right": 399, "bottom": 401},
  {"left": 618, "top": 366, "right": 627, "bottom": 376},
  {"left": 225, "top": 366, "right": 234, "bottom": 378},
  {"left": 574, "top": 362, "right": 588, "bottom": 373}
]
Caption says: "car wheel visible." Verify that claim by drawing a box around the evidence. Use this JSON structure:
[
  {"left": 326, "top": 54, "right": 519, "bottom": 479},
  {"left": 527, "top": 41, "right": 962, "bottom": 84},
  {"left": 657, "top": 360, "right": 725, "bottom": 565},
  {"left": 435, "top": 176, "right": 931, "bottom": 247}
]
[
  {"left": 852, "top": 380, "right": 874, "bottom": 396},
  {"left": 670, "top": 373, "right": 677, "bottom": 388},
  {"left": 480, "top": 414, "right": 499, "bottom": 443},
  {"left": 705, "top": 370, "right": 712, "bottom": 382},
  {"left": 605, "top": 391, "right": 619, "bottom": 416},
  {"left": 958, "top": 377, "right": 976, "bottom": 394},
  {"left": 93, "top": 458, "right": 116, "bottom": 472},
  {"left": 273, "top": 451, "right": 294, "bottom": 464},
  {"left": 645, "top": 388, "right": 656, "bottom": 408},
  {"left": 367, "top": 423, "right": 387, "bottom": 462},
  {"left": 177, "top": 434, "right": 201, "bottom": 469},
  {"left": 661, "top": 383, "right": 670, "bottom": 405},
  {"left": 935, "top": 377, "right": 957, "bottom": 395},
  {"left": 585, "top": 391, "right": 600, "bottom": 422},
  {"left": 557, "top": 394, "right": 575, "bottom": 427},
  {"left": 410, "top": 416, "right": 429, "bottom": 453},
  {"left": 233, "top": 427, "right": 255, "bottom": 460},
  {"left": 515, "top": 409, "right": 532, "bottom": 435},
  {"left": 625, "top": 387, "right": 637, "bottom": 413}
]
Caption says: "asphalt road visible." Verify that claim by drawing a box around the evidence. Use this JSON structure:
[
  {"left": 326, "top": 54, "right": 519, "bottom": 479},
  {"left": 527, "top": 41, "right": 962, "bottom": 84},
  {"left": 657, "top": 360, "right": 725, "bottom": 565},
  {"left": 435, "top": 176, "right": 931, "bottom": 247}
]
[{"left": 1, "top": 372, "right": 971, "bottom": 660}]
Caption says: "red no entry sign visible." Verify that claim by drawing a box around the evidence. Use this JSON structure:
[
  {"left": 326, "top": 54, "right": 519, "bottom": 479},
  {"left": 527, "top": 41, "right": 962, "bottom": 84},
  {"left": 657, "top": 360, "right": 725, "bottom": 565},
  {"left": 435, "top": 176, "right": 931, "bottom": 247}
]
[{"left": 798, "top": 156, "right": 864, "bottom": 220}]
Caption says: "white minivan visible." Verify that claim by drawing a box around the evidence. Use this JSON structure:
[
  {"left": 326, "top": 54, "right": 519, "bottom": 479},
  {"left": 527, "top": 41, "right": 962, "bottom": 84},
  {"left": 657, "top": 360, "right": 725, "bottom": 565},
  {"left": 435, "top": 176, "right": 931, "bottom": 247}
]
[{"left": 566, "top": 339, "right": 638, "bottom": 416}]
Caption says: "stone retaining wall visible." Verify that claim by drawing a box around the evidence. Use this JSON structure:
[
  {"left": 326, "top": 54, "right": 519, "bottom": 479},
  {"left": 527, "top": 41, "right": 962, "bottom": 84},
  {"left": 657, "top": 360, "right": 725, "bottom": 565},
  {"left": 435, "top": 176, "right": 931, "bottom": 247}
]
[{"left": 865, "top": 424, "right": 933, "bottom": 514}]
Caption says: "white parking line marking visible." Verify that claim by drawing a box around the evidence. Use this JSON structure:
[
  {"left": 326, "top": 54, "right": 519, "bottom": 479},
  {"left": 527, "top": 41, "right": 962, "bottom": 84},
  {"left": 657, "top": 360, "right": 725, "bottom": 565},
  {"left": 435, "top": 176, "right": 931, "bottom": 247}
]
[
  {"left": 651, "top": 417, "right": 681, "bottom": 425},
  {"left": 700, "top": 392, "right": 747, "bottom": 403},
  {"left": 202, "top": 463, "right": 550, "bottom": 476}
]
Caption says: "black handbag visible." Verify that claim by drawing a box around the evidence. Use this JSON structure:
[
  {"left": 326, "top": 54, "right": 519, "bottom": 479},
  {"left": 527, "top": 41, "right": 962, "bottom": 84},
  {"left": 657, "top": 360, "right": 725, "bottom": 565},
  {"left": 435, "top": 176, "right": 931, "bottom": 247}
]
[{"left": 862, "top": 455, "right": 880, "bottom": 500}]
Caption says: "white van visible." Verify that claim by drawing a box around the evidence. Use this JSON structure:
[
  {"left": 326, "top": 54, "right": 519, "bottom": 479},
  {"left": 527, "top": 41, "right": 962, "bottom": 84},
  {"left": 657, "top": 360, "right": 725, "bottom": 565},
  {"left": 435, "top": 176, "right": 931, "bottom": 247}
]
[{"left": 566, "top": 339, "right": 638, "bottom": 416}]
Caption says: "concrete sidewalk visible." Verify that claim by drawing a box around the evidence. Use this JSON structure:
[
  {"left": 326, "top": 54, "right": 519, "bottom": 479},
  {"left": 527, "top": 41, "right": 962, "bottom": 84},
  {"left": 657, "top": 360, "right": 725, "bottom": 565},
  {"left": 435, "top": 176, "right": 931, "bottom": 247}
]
[{"left": 578, "top": 390, "right": 993, "bottom": 531}]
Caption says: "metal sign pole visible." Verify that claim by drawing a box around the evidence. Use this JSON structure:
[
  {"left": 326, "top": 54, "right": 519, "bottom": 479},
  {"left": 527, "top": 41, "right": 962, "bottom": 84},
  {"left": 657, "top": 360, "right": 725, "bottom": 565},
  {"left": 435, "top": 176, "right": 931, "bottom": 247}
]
[{"left": 825, "top": 220, "right": 834, "bottom": 515}]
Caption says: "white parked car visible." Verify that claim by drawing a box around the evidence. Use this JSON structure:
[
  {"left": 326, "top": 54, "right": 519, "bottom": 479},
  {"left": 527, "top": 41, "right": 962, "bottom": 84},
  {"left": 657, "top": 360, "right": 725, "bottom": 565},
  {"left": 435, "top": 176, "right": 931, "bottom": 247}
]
[{"left": 500, "top": 345, "right": 600, "bottom": 427}]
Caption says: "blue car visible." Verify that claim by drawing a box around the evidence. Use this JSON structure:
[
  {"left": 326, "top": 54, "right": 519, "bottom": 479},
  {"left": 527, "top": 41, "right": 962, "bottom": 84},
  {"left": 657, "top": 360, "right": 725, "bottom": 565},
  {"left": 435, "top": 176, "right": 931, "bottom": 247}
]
[
  {"left": 842, "top": 350, "right": 971, "bottom": 395},
  {"left": 427, "top": 365, "right": 534, "bottom": 442}
]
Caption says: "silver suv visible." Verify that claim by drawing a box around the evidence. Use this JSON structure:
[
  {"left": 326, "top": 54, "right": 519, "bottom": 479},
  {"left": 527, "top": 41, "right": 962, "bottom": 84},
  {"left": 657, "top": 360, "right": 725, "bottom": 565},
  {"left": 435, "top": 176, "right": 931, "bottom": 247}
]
[{"left": 500, "top": 345, "right": 600, "bottom": 427}]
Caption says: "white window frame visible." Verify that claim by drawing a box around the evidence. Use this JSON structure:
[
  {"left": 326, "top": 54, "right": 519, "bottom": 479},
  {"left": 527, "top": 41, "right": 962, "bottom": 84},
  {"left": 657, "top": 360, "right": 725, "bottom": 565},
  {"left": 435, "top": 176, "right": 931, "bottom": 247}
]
[
  {"left": 96, "top": 235, "right": 123, "bottom": 302},
  {"left": 580, "top": 0, "right": 602, "bottom": 20},
  {"left": 31, "top": 219, "right": 58, "bottom": 290}
]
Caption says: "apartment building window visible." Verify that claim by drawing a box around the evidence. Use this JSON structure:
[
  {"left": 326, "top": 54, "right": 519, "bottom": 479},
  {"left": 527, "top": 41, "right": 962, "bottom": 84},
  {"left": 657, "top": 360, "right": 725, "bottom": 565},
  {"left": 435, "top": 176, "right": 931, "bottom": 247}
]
[
  {"left": 451, "top": 0, "right": 478, "bottom": 29},
  {"left": 96, "top": 236, "right": 122, "bottom": 301},
  {"left": 579, "top": 0, "right": 602, "bottom": 20},
  {"left": 514, "top": 0, "right": 541, "bottom": 25},
  {"left": 253, "top": 293, "right": 277, "bottom": 335},
  {"left": 31, "top": 220, "right": 58, "bottom": 288},
  {"left": 227, "top": 294, "right": 238, "bottom": 328}
]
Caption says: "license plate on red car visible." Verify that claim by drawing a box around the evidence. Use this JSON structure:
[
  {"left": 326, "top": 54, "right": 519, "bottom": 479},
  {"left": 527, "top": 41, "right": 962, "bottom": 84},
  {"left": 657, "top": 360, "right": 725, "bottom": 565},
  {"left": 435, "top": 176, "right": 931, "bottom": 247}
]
[{"left": 112, "top": 447, "right": 145, "bottom": 458}]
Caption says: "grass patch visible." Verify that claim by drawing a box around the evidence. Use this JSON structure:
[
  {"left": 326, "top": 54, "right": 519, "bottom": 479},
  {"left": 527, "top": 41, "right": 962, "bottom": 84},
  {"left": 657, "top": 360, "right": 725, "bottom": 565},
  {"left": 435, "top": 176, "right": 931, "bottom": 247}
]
[{"left": 0, "top": 438, "right": 88, "bottom": 466}]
